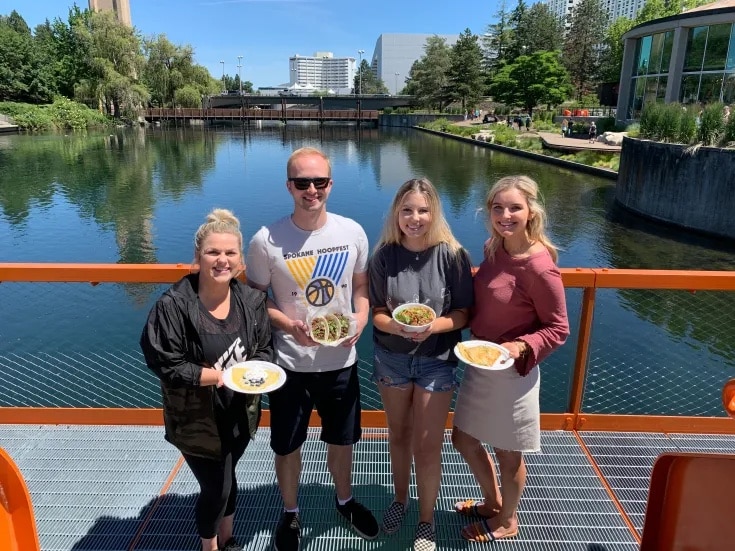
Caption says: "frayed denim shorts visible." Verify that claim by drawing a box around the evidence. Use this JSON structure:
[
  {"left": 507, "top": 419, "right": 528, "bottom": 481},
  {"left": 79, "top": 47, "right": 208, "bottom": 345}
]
[{"left": 372, "top": 344, "right": 458, "bottom": 393}]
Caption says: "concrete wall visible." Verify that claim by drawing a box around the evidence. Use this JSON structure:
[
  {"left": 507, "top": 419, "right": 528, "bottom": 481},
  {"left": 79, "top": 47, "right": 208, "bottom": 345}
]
[
  {"left": 616, "top": 138, "right": 735, "bottom": 239},
  {"left": 379, "top": 114, "right": 464, "bottom": 127}
]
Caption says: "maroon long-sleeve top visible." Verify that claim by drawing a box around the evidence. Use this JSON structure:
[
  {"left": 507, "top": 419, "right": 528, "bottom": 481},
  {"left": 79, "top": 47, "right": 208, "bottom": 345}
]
[{"left": 470, "top": 245, "right": 570, "bottom": 376}]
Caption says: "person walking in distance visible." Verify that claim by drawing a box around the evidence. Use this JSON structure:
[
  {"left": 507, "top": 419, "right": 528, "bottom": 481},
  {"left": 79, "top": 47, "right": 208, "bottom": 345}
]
[{"left": 246, "top": 147, "right": 378, "bottom": 551}]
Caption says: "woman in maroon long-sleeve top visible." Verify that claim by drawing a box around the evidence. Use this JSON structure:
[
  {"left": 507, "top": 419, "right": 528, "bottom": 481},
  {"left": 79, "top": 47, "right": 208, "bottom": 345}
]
[{"left": 451, "top": 175, "right": 570, "bottom": 542}]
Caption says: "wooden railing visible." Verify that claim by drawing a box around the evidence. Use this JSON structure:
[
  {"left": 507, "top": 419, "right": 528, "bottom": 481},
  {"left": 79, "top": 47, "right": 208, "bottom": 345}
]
[{"left": 1, "top": 263, "right": 733, "bottom": 433}]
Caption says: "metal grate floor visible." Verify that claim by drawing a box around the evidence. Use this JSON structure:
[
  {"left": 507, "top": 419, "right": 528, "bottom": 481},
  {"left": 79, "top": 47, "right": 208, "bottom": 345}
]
[{"left": 2, "top": 425, "right": 734, "bottom": 550}]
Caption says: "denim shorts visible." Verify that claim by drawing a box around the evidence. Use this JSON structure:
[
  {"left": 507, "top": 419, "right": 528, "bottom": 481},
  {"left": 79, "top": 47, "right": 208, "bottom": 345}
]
[{"left": 372, "top": 344, "right": 458, "bottom": 392}]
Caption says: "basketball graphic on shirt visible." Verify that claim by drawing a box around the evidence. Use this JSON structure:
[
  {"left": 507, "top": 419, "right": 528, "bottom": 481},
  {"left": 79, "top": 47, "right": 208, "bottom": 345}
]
[
  {"left": 285, "top": 250, "right": 349, "bottom": 308},
  {"left": 305, "top": 277, "right": 335, "bottom": 307}
]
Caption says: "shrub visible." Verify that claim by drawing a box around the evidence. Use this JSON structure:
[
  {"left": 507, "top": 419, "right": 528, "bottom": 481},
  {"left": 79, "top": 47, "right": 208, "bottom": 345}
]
[
  {"left": 596, "top": 116, "right": 617, "bottom": 133},
  {"left": 723, "top": 111, "right": 735, "bottom": 144},
  {"left": 639, "top": 102, "right": 664, "bottom": 140},
  {"left": 677, "top": 108, "right": 697, "bottom": 144},
  {"left": 698, "top": 102, "right": 725, "bottom": 146},
  {"left": 658, "top": 104, "right": 682, "bottom": 143}
]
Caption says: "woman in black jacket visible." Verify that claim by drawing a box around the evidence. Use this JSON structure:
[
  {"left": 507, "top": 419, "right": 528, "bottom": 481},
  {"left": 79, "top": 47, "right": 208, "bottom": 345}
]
[{"left": 141, "top": 208, "right": 273, "bottom": 551}]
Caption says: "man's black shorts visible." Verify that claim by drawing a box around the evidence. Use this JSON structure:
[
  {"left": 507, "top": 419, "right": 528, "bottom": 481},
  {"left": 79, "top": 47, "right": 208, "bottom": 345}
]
[{"left": 268, "top": 362, "right": 362, "bottom": 456}]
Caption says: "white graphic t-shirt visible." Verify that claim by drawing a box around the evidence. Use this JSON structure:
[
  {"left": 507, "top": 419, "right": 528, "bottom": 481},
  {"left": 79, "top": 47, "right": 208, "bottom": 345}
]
[{"left": 247, "top": 213, "right": 368, "bottom": 372}]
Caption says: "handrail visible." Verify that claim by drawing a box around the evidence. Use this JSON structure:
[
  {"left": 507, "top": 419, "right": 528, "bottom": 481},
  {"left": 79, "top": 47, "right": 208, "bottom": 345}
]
[{"left": 2, "top": 263, "right": 734, "bottom": 433}]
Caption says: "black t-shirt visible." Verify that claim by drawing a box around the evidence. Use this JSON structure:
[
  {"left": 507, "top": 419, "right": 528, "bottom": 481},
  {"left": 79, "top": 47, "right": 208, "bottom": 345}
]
[{"left": 197, "top": 294, "right": 248, "bottom": 445}]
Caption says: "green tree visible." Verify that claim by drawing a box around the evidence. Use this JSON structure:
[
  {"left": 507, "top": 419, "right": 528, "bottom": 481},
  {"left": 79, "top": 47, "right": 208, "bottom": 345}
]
[
  {"left": 506, "top": 0, "right": 528, "bottom": 59},
  {"left": 520, "top": 3, "right": 564, "bottom": 54},
  {"left": 447, "top": 29, "right": 485, "bottom": 110},
  {"left": 175, "top": 84, "right": 203, "bottom": 107},
  {"left": 489, "top": 50, "right": 572, "bottom": 115},
  {"left": 413, "top": 35, "right": 452, "bottom": 110},
  {"left": 482, "top": 1, "right": 514, "bottom": 74},
  {"left": 76, "top": 11, "right": 148, "bottom": 117},
  {"left": 48, "top": 7, "right": 94, "bottom": 99},
  {"left": 353, "top": 59, "right": 388, "bottom": 94},
  {"left": 562, "top": 0, "right": 607, "bottom": 100},
  {"left": 0, "top": 11, "right": 54, "bottom": 102},
  {"left": 599, "top": 17, "right": 634, "bottom": 83},
  {"left": 142, "top": 34, "right": 193, "bottom": 106}
]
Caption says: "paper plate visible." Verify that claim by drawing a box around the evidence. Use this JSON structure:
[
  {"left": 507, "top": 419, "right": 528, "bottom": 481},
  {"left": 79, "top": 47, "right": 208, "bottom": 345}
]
[
  {"left": 454, "top": 340, "right": 514, "bottom": 371},
  {"left": 222, "top": 361, "right": 286, "bottom": 394}
]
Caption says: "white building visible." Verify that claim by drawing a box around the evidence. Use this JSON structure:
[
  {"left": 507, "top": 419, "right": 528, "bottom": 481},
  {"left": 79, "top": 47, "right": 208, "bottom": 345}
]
[
  {"left": 370, "top": 33, "right": 459, "bottom": 95},
  {"left": 545, "top": 0, "right": 647, "bottom": 28},
  {"left": 288, "top": 52, "right": 355, "bottom": 95}
]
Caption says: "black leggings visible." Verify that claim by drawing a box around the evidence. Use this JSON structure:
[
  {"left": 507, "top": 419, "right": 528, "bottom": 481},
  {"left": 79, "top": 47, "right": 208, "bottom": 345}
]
[{"left": 182, "top": 437, "right": 249, "bottom": 539}]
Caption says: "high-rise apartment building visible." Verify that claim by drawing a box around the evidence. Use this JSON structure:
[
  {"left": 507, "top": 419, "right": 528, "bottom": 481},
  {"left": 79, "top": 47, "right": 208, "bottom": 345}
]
[
  {"left": 88, "top": 0, "right": 132, "bottom": 26},
  {"left": 370, "top": 33, "right": 459, "bottom": 95},
  {"left": 545, "top": 0, "right": 646, "bottom": 28},
  {"left": 289, "top": 52, "right": 355, "bottom": 94}
]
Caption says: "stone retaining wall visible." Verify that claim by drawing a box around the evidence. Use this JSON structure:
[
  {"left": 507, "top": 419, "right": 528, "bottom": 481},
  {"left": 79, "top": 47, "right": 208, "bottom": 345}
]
[{"left": 616, "top": 137, "right": 735, "bottom": 239}]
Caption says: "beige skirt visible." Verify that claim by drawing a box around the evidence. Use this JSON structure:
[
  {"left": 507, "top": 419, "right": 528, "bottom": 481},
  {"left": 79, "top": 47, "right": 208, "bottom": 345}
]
[{"left": 453, "top": 364, "right": 541, "bottom": 452}]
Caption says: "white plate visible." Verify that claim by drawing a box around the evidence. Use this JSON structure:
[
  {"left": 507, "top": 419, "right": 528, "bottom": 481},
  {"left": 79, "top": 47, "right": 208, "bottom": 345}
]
[
  {"left": 222, "top": 361, "right": 286, "bottom": 394},
  {"left": 454, "top": 340, "right": 515, "bottom": 371},
  {"left": 391, "top": 302, "right": 437, "bottom": 333}
]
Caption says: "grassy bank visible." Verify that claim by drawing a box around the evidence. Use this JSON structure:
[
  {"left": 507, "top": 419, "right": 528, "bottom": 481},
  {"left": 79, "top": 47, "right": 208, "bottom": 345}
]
[
  {"left": 0, "top": 98, "right": 111, "bottom": 131},
  {"left": 419, "top": 118, "right": 621, "bottom": 171}
]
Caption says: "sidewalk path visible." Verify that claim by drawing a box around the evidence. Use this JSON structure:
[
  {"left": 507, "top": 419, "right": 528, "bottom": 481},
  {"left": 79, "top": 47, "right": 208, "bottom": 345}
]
[{"left": 451, "top": 120, "right": 621, "bottom": 152}]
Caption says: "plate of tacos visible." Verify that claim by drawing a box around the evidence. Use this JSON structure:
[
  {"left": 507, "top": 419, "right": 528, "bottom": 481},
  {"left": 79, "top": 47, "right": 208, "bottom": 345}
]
[{"left": 307, "top": 311, "right": 356, "bottom": 346}]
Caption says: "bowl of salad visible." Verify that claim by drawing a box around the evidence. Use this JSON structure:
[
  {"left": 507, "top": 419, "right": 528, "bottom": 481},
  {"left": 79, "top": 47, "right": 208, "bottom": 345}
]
[{"left": 391, "top": 303, "right": 436, "bottom": 333}]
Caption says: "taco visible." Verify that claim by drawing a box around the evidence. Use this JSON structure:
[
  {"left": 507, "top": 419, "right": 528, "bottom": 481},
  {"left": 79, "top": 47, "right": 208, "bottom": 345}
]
[
  {"left": 333, "top": 313, "right": 351, "bottom": 338},
  {"left": 325, "top": 314, "right": 341, "bottom": 342},
  {"left": 310, "top": 316, "right": 328, "bottom": 342}
]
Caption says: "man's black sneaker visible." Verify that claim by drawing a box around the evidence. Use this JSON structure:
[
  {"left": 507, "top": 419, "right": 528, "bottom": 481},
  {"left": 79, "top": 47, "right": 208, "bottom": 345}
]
[
  {"left": 220, "top": 537, "right": 244, "bottom": 551},
  {"left": 335, "top": 496, "right": 379, "bottom": 540},
  {"left": 273, "top": 511, "right": 301, "bottom": 551}
]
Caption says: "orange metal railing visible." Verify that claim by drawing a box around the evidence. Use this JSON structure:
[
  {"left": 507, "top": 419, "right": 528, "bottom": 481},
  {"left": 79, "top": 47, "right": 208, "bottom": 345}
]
[{"left": 1, "top": 263, "right": 734, "bottom": 433}]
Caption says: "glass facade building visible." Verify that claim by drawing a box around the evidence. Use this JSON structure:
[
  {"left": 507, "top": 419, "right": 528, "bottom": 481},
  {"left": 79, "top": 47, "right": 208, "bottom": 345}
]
[{"left": 617, "top": 2, "right": 735, "bottom": 121}]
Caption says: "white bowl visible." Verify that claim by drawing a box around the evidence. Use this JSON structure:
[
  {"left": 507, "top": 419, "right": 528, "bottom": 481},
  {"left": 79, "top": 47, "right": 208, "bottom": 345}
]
[{"left": 391, "top": 303, "right": 436, "bottom": 333}]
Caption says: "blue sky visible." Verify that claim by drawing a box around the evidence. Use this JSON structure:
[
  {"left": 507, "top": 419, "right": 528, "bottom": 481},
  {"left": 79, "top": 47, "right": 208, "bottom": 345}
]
[{"left": 8, "top": 0, "right": 495, "bottom": 88}]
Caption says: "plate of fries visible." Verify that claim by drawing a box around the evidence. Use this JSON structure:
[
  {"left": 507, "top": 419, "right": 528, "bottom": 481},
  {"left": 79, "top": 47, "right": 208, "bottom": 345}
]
[{"left": 454, "top": 340, "right": 514, "bottom": 370}]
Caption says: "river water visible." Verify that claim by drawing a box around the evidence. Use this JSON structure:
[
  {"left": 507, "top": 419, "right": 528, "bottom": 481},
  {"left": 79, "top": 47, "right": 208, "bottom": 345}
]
[{"left": 1, "top": 125, "right": 733, "bottom": 414}]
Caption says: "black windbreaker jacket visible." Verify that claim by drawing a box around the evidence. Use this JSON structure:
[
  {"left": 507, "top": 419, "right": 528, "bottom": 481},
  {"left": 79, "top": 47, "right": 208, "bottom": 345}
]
[{"left": 140, "top": 274, "right": 273, "bottom": 459}]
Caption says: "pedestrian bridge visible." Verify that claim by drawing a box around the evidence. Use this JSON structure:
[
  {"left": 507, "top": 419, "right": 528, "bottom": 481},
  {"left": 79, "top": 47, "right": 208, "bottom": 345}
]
[
  {"left": 142, "top": 107, "right": 380, "bottom": 125},
  {"left": 204, "top": 93, "right": 414, "bottom": 110}
]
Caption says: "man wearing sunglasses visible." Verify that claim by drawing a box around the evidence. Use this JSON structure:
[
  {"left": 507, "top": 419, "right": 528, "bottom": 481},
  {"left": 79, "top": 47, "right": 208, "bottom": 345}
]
[{"left": 246, "top": 147, "right": 377, "bottom": 551}]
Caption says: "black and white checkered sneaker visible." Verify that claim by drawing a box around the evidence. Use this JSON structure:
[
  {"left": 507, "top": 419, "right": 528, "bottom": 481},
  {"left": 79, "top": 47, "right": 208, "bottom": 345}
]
[
  {"left": 413, "top": 521, "right": 436, "bottom": 551},
  {"left": 381, "top": 500, "right": 408, "bottom": 534}
]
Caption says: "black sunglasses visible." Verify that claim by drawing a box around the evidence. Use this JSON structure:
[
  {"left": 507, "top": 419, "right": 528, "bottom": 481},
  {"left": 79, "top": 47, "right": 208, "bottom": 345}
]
[{"left": 289, "top": 177, "right": 331, "bottom": 190}]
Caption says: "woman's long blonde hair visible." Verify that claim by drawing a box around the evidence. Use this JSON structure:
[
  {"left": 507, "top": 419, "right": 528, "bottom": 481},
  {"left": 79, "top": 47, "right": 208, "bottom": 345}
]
[
  {"left": 193, "top": 208, "right": 244, "bottom": 276},
  {"left": 374, "top": 178, "right": 463, "bottom": 255},
  {"left": 484, "top": 175, "right": 558, "bottom": 263}
]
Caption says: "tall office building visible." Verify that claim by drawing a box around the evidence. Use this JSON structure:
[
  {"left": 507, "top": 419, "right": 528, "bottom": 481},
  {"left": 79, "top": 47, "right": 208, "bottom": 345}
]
[
  {"left": 370, "top": 34, "right": 459, "bottom": 95},
  {"left": 88, "top": 0, "right": 132, "bottom": 26},
  {"left": 289, "top": 52, "right": 355, "bottom": 94},
  {"left": 545, "top": 0, "right": 647, "bottom": 28}
]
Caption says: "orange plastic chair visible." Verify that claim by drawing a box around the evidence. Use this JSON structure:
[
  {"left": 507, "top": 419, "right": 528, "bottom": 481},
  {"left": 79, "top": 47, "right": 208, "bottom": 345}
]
[
  {"left": 640, "top": 379, "right": 735, "bottom": 550},
  {"left": 0, "top": 447, "right": 40, "bottom": 551},
  {"left": 723, "top": 378, "right": 735, "bottom": 418}
]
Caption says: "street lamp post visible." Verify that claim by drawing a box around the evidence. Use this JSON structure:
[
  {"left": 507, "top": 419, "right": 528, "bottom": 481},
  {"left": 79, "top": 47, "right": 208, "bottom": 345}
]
[
  {"left": 357, "top": 49, "right": 364, "bottom": 95},
  {"left": 237, "top": 55, "right": 243, "bottom": 94},
  {"left": 394, "top": 72, "right": 400, "bottom": 95},
  {"left": 220, "top": 60, "right": 225, "bottom": 93}
]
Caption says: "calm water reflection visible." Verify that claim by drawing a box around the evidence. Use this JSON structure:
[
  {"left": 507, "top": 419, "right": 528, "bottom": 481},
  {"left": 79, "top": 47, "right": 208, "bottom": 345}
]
[{"left": 1, "top": 125, "right": 733, "bottom": 413}]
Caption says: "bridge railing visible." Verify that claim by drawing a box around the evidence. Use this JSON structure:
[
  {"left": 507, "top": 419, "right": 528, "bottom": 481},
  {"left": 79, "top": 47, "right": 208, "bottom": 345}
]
[
  {"left": 143, "top": 108, "right": 380, "bottom": 120},
  {"left": 0, "top": 263, "right": 733, "bottom": 434}
]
